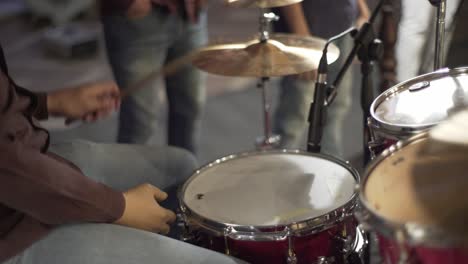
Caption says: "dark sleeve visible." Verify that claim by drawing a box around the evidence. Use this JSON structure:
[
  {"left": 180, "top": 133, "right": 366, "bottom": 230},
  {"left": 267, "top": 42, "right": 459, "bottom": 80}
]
[
  {"left": 271, "top": 7, "right": 290, "bottom": 33},
  {"left": 100, "top": 0, "right": 135, "bottom": 15},
  {"left": 13, "top": 85, "right": 48, "bottom": 120},
  {"left": 34, "top": 92, "right": 48, "bottom": 120},
  {"left": 0, "top": 138, "right": 125, "bottom": 225}
]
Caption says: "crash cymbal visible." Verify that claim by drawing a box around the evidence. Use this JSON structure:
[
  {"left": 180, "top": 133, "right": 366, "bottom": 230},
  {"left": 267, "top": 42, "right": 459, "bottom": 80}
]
[
  {"left": 192, "top": 34, "right": 339, "bottom": 77},
  {"left": 225, "top": 0, "right": 303, "bottom": 8}
]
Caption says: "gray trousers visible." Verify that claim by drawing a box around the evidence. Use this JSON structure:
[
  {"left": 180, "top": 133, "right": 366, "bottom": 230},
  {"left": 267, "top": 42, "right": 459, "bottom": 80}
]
[{"left": 3, "top": 141, "right": 246, "bottom": 264}]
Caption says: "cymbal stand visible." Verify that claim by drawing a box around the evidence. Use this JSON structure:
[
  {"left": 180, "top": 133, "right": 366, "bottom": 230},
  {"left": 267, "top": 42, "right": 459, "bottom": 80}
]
[
  {"left": 256, "top": 77, "right": 281, "bottom": 149},
  {"left": 255, "top": 12, "right": 281, "bottom": 149},
  {"left": 433, "top": 0, "right": 447, "bottom": 69}
]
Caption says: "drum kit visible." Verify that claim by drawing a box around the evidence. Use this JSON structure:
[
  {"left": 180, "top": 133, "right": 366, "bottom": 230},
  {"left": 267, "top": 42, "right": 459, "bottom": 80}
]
[{"left": 173, "top": 0, "right": 468, "bottom": 263}]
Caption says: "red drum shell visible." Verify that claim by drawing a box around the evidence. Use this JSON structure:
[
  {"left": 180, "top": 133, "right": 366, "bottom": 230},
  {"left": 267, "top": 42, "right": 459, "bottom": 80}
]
[
  {"left": 192, "top": 219, "right": 358, "bottom": 264},
  {"left": 378, "top": 234, "right": 468, "bottom": 264},
  {"left": 179, "top": 151, "right": 363, "bottom": 264}
]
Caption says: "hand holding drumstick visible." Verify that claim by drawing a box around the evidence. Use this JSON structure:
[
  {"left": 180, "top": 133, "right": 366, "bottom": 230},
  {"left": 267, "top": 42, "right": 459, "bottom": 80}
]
[{"left": 58, "top": 52, "right": 196, "bottom": 125}]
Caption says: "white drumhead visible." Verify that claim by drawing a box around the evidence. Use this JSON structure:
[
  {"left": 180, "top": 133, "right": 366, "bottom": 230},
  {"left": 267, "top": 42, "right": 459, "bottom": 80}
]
[
  {"left": 372, "top": 68, "right": 468, "bottom": 128},
  {"left": 183, "top": 152, "right": 357, "bottom": 226}
]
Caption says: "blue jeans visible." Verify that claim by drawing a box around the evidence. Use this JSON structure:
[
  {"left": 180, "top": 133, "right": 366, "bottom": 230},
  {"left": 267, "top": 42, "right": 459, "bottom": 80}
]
[
  {"left": 102, "top": 8, "right": 208, "bottom": 153},
  {"left": 2, "top": 141, "right": 246, "bottom": 264},
  {"left": 273, "top": 37, "right": 354, "bottom": 158}
]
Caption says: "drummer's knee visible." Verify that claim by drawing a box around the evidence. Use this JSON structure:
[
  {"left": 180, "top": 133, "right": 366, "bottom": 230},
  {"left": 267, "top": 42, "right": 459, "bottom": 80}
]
[{"left": 166, "top": 147, "right": 198, "bottom": 185}]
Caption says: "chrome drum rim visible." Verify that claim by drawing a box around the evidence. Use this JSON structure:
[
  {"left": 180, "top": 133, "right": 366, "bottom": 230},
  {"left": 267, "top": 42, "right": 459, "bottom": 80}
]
[{"left": 370, "top": 67, "right": 468, "bottom": 138}]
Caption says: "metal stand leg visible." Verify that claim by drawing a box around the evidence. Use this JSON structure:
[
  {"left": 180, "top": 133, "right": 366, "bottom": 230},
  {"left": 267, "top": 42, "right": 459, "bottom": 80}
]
[
  {"left": 256, "top": 77, "right": 280, "bottom": 149},
  {"left": 254, "top": 11, "right": 281, "bottom": 149},
  {"left": 434, "top": 0, "right": 447, "bottom": 70}
]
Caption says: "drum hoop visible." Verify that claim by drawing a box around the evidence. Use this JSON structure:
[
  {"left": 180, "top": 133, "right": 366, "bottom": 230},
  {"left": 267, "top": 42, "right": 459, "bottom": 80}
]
[
  {"left": 178, "top": 149, "right": 360, "bottom": 240},
  {"left": 359, "top": 132, "right": 466, "bottom": 247},
  {"left": 370, "top": 67, "right": 468, "bottom": 135}
]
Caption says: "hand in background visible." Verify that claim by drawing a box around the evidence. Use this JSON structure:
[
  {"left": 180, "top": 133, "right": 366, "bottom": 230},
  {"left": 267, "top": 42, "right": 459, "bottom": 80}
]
[
  {"left": 114, "top": 184, "right": 176, "bottom": 234},
  {"left": 126, "top": 0, "right": 153, "bottom": 19},
  {"left": 129, "top": 0, "right": 205, "bottom": 23},
  {"left": 47, "top": 81, "right": 120, "bottom": 123}
]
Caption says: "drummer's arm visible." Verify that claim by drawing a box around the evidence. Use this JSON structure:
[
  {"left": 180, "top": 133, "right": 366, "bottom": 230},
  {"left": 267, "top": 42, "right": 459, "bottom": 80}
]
[
  {"left": 356, "top": 0, "right": 370, "bottom": 27},
  {"left": 279, "top": 4, "right": 311, "bottom": 36},
  {"left": 279, "top": 5, "right": 315, "bottom": 80}
]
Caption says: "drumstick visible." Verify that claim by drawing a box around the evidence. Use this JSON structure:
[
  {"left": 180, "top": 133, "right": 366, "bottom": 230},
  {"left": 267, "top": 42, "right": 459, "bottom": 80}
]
[{"left": 120, "top": 51, "right": 198, "bottom": 99}]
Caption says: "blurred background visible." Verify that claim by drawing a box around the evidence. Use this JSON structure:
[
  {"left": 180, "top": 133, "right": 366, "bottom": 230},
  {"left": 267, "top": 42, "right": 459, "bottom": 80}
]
[{"left": 0, "top": 0, "right": 466, "bottom": 167}]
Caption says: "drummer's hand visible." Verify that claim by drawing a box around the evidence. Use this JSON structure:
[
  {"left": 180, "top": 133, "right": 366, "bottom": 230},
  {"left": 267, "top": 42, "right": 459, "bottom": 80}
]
[
  {"left": 148, "top": 0, "right": 205, "bottom": 23},
  {"left": 47, "top": 81, "right": 120, "bottom": 122},
  {"left": 127, "top": 0, "right": 153, "bottom": 19},
  {"left": 356, "top": 13, "right": 369, "bottom": 29},
  {"left": 115, "top": 184, "right": 176, "bottom": 234}
]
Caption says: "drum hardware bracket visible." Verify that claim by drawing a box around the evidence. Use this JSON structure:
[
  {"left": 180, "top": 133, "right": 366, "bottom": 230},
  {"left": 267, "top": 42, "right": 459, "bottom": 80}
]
[
  {"left": 408, "top": 81, "right": 431, "bottom": 92},
  {"left": 333, "top": 225, "right": 355, "bottom": 262},
  {"left": 259, "top": 12, "right": 279, "bottom": 42},
  {"left": 223, "top": 226, "right": 234, "bottom": 255},
  {"left": 315, "top": 256, "right": 335, "bottom": 264},
  {"left": 395, "top": 230, "right": 410, "bottom": 264},
  {"left": 176, "top": 209, "right": 196, "bottom": 243},
  {"left": 286, "top": 227, "right": 298, "bottom": 264},
  {"left": 347, "top": 227, "right": 370, "bottom": 264},
  {"left": 366, "top": 118, "right": 384, "bottom": 160}
]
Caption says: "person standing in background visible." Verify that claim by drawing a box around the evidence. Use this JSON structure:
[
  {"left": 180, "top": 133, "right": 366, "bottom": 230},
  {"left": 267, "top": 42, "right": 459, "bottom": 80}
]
[
  {"left": 100, "top": 0, "right": 208, "bottom": 154},
  {"left": 273, "top": 0, "right": 370, "bottom": 158},
  {"left": 396, "top": 0, "right": 461, "bottom": 82}
]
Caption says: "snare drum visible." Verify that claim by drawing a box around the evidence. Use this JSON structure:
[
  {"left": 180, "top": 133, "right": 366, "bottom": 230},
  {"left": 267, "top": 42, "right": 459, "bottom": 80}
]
[
  {"left": 368, "top": 67, "right": 468, "bottom": 157},
  {"left": 359, "top": 133, "right": 468, "bottom": 264},
  {"left": 178, "top": 151, "right": 367, "bottom": 264}
]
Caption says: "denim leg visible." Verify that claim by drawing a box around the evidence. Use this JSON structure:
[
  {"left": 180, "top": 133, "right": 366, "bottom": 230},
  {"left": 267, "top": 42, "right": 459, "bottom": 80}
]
[
  {"left": 49, "top": 140, "right": 198, "bottom": 212},
  {"left": 102, "top": 10, "right": 208, "bottom": 153},
  {"left": 396, "top": 0, "right": 461, "bottom": 81},
  {"left": 396, "top": 0, "right": 433, "bottom": 82},
  {"left": 4, "top": 224, "right": 247, "bottom": 264},
  {"left": 273, "top": 37, "right": 354, "bottom": 158},
  {"left": 273, "top": 76, "right": 315, "bottom": 149},
  {"left": 165, "top": 12, "right": 208, "bottom": 153},
  {"left": 5, "top": 142, "right": 246, "bottom": 264},
  {"left": 102, "top": 10, "right": 174, "bottom": 145}
]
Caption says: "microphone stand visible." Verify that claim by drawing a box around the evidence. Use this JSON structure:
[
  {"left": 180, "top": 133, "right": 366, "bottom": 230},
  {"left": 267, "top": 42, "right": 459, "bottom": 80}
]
[
  {"left": 331, "top": 0, "right": 384, "bottom": 166},
  {"left": 430, "top": 0, "right": 447, "bottom": 69},
  {"left": 307, "top": 28, "right": 357, "bottom": 153}
]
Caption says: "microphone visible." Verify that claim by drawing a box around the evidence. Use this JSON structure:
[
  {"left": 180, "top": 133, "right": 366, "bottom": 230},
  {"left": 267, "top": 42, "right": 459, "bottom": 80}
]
[
  {"left": 306, "top": 27, "right": 357, "bottom": 153},
  {"left": 307, "top": 49, "right": 328, "bottom": 153}
]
